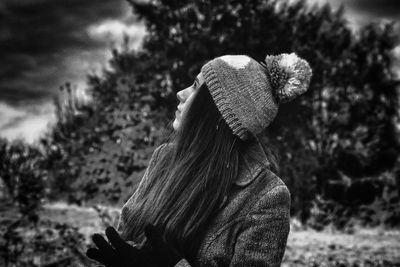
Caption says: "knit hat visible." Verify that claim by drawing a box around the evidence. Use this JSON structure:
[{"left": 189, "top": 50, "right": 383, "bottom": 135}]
[{"left": 200, "top": 53, "right": 312, "bottom": 141}]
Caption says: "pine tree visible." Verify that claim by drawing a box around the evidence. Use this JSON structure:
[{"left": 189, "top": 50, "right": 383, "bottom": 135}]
[{"left": 126, "top": 0, "right": 400, "bottom": 220}]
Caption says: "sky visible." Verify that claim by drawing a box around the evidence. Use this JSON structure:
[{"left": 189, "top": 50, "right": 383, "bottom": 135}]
[
  {"left": 0, "top": 0, "right": 399, "bottom": 144},
  {"left": 0, "top": 0, "right": 146, "bottom": 143}
]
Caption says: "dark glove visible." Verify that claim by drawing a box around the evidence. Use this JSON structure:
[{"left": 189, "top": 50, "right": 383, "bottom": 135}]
[
  {"left": 86, "top": 226, "right": 152, "bottom": 267},
  {"left": 143, "top": 224, "right": 184, "bottom": 267}
]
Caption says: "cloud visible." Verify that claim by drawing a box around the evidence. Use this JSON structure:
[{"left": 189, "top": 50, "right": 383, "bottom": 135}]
[
  {"left": 0, "top": 0, "right": 146, "bottom": 142},
  {"left": 0, "top": 0, "right": 144, "bottom": 105},
  {"left": 88, "top": 19, "right": 146, "bottom": 49},
  {"left": 0, "top": 102, "right": 26, "bottom": 129},
  {"left": 347, "top": 0, "right": 400, "bottom": 18},
  {"left": 0, "top": 101, "right": 56, "bottom": 144},
  {"left": 308, "top": 0, "right": 400, "bottom": 30}
]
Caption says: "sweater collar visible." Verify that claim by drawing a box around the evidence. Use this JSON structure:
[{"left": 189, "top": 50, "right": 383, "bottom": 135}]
[{"left": 233, "top": 139, "right": 269, "bottom": 187}]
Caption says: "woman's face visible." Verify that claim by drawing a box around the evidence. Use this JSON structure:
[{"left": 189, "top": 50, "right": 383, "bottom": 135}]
[{"left": 173, "top": 72, "right": 205, "bottom": 131}]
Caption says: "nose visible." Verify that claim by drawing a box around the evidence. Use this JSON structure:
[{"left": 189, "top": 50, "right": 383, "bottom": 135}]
[{"left": 176, "top": 87, "right": 191, "bottom": 103}]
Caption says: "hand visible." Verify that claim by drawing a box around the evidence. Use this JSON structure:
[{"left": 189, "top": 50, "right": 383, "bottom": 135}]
[
  {"left": 143, "top": 224, "right": 183, "bottom": 267},
  {"left": 86, "top": 226, "right": 151, "bottom": 267}
]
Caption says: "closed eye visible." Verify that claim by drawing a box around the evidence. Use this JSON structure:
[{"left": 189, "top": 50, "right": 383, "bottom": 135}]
[{"left": 194, "top": 77, "right": 200, "bottom": 88}]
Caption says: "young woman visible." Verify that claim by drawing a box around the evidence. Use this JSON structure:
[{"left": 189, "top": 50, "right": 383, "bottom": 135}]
[{"left": 86, "top": 53, "right": 312, "bottom": 267}]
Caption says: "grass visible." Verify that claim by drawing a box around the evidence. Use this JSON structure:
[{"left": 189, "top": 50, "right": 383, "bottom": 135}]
[
  {"left": 283, "top": 221, "right": 400, "bottom": 266},
  {"left": 2, "top": 201, "right": 400, "bottom": 266}
]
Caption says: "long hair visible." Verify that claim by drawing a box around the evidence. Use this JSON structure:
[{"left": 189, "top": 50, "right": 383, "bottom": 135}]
[{"left": 121, "top": 82, "right": 278, "bottom": 261}]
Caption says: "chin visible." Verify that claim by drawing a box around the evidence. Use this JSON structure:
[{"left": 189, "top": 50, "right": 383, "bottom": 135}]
[{"left": 172, "top": 119, "right": 180, "bottom": 131}]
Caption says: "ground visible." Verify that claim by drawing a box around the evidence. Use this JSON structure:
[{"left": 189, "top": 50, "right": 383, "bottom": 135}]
[{"left": 283, "top": 223, "right": 400, "bottom": 266}]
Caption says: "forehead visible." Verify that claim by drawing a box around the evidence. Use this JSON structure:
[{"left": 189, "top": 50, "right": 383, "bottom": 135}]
[{"left": 196, "top": 72, "right": 204, "bottom": 84}]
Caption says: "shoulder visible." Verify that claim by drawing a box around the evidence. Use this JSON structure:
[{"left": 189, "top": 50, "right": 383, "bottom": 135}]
[{"left": 250, "top": 169, "right": 291, "bottom": 214}]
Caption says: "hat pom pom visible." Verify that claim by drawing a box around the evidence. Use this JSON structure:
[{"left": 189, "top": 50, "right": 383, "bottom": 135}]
[{"left": 263, "top": 53, "right": 312, "bottom": 103}]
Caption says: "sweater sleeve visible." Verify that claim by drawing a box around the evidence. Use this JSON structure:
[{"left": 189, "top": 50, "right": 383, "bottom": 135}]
[
  {"left": 175, "top": 185, "right": 291, "bottom": 267},
  {"left": 230, "top": 185, "right": 291, "bottom": 267},
  {"left": 117, "top": 143, "right": 167, "bottom": 233}
]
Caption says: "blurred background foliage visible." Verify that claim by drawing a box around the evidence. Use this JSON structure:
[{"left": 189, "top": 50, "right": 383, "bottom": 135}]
[{"left": 1, "top": 0, "right": 400, "bottom": 265}]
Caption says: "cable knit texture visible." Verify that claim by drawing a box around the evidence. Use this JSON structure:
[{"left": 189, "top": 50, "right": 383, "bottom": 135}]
[
  {"left": 200, "top": 53, "right": 312, "bottom": 141},
  {"left": 118, "top": 142, "right": 291, "bottom": 267}
]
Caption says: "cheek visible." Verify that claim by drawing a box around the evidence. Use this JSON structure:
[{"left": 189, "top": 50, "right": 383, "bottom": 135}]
[
  {"left": 184, "top": 93, "right": 196, "bottom": 111},
  {"left": 178, "top": 90, "right": 196, "bottom": 119}
]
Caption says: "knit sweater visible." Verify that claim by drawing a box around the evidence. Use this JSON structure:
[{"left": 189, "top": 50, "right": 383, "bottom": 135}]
[{"left": 117, "top": 141, "right": 291, "bottom": 267}]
